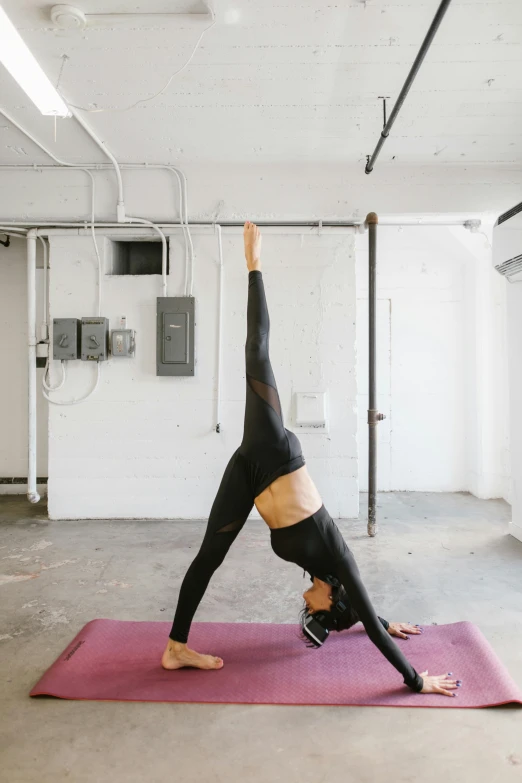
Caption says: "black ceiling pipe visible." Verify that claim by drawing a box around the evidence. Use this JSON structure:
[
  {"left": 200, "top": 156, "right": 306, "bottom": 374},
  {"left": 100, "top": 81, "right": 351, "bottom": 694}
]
[{"left": 365, "top": 0, "right": 453, "bottom": 175}]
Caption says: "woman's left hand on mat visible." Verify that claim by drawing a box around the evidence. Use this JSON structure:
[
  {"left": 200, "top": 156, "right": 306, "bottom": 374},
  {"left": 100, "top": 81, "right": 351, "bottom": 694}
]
[{"left": 388, "top": 622, "right": 423, "bottom": 639}]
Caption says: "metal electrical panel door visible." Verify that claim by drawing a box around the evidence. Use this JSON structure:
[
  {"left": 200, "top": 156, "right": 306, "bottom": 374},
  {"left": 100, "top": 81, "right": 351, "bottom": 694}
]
[
  {"left": 53, "top": 318, "right": 81, "bottom": 360},
  {"left": 81, "top": 317, "right": 109, "bottom": 361},
  {"left": 157, "top": 297, "right": 194, "bottom": 376}
]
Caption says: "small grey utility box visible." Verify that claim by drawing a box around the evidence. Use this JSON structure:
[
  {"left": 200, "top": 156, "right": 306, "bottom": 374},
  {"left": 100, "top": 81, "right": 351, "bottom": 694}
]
[
  {"left": 157, "top": 297, "right": 195, "bottom": 376},
  {"left": 111, "top": 329, "right": 136, "bottom": 358},
  {"left": 53, "top": 318, "right": 81, "bottom": 361},
  {"left": 81, "top": 317, "right": 109, "bottom": 361}
]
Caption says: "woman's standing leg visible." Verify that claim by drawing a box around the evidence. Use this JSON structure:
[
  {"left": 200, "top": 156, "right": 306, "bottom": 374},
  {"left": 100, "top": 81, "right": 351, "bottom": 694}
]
[
  {"left": 162, "top": 222, "right": 273, "bottom": 671},
  {"left": 162, "top": 450, "right": 254, "bottom": 670}
]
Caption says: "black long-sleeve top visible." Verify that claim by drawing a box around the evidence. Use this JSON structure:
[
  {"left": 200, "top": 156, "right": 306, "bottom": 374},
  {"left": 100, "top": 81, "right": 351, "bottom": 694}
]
[{"left": 270, "top": 506, "right": 424, "bottom": 692}]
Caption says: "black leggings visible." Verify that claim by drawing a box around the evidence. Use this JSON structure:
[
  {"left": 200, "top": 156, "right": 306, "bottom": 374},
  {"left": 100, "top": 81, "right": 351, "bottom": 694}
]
[
  {"left": 170, "top": 271, "right": 304, "bottom": 643},
  {"left": 169, "top": 271, "right": 423, "bottom": 693}
]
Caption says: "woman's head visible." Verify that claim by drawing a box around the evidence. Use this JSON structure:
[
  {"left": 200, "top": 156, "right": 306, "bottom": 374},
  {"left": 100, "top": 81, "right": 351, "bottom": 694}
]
[{"left": 300, "top": 577, "right": 359, "bottom": 643}]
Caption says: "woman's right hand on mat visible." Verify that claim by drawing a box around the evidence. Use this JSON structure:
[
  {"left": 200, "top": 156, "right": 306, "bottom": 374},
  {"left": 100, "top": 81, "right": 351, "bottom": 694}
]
[{"left": 419, "top": 671, "right": 461, "bottom": 696}]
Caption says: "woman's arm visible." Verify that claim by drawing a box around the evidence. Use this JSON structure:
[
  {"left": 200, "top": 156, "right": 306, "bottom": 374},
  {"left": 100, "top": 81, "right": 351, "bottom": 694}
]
[{"left": 334, "top": 548, "right": 424, "bottom": 692}]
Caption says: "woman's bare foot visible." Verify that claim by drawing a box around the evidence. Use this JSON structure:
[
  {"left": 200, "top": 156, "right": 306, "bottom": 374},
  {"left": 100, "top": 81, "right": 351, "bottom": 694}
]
[
  {"left": 244, "top": 221, "right": 262, "bottom": 271},
  {"left": 161, "top": 640, "right": 224, "bottom": 671}
]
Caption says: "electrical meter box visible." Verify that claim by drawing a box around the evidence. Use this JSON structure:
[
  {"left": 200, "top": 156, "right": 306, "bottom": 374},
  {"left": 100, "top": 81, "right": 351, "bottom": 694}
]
[
  {"left": 53, "top": 318, "right": 81, "bottom": 361},
  {"left": 81, "top": 317, "right": 109, "bottom": 361},
  {"left": 157, "top": 297, "right": 194, "bottom": 376}
]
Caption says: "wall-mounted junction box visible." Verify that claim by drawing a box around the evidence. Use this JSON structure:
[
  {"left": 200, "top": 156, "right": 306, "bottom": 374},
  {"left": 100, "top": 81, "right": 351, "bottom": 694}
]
[
  {"left": 53, "top": 318, "right": 81, "bottom": 360},
  {"left": 111, "top": 329, "right": 136, "bottom": 358},
  {"left": 157, "top": 297, "right": 194, "bottom": 376},
  {"left": 81, "top": 317, "right": 109, "bottom": 361}
]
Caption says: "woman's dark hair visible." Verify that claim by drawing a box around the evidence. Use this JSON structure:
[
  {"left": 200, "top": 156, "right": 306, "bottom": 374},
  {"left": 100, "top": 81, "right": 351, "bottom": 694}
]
[{"left": 299, "top": 583, "right": 360, "bottom": 646}]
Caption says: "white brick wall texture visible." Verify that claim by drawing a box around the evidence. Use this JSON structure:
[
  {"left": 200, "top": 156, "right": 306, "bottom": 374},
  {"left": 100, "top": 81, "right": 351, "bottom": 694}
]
[{"left": 46, "top": 229, "right": 358, "bottom": 520}]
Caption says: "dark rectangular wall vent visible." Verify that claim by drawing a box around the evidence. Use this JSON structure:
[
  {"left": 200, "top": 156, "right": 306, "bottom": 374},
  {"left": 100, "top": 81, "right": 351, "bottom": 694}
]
[
  {"left": 110, "top": 241, "right": 169, "bottom": 276},
  {"left": 497, "top": 202, "right": 522, "bottom": 226}
]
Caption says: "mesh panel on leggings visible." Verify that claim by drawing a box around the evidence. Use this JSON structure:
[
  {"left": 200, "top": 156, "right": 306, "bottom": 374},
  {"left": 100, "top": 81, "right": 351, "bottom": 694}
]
[
  {"left": 247, "top": 375, "right": 282, "bottom": 419},
  {"left": 217, "top": 519, "right": 245, "bottom": 534}
]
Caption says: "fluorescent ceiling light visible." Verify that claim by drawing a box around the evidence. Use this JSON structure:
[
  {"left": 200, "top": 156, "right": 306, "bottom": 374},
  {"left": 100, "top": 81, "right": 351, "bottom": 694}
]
[{"left": 0, "top": 5, "right": 70, "bottom": 117}]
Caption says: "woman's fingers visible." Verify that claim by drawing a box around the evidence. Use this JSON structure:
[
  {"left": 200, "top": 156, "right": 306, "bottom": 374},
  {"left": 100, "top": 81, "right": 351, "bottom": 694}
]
[
  {"left": 436, "top": 686, "right": 456, "bottom": 697},
  {"left": 435, "top": 676, "right": 459, "bottom": 693},
  {"left": 419, "top": 671, "right": 462, "bottom": 696}
]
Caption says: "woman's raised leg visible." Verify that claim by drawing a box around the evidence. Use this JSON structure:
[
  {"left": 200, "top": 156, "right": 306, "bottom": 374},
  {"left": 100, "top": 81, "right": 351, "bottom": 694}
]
[{"left": 241, "top": 223, "right": 286, "bottom": 456}]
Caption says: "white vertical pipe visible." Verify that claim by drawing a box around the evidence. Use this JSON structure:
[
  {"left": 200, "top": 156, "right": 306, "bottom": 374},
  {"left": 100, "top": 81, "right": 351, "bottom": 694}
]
[
  {"left": 215, "top": 225, "right": 224, "bottom": 433},
  {"left": 27, "top": 229, "right": 40, "bottom": 503}
]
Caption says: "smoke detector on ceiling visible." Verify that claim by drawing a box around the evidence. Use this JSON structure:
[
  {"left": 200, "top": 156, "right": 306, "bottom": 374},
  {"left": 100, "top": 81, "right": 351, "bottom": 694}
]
[
  {"left": 50, "top": 5, "right": 87, "bottom": 29},
  {"left": 49, "top": 3, "right": 213, "bottom": 30}
]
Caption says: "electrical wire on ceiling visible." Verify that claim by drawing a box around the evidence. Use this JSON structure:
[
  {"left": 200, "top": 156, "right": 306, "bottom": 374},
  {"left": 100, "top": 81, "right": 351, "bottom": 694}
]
[{"left": 65, "top": 8, "right": 216, "bottom": 114}]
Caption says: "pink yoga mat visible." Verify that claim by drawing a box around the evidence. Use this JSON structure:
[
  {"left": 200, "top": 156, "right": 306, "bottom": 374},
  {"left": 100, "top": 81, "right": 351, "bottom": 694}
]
[{"left": 30, "top": 620, "right": 522, "bottom": 708}]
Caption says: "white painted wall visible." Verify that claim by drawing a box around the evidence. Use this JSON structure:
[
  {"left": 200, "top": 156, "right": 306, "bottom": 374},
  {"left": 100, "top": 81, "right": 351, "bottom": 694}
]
[
  {"left": 506, "top": 282, "right": 522, "bottom": 542},
  {"left": 355, "top": 225, "right": 510, "bottom": 498},
  {"left": 0, "top": 161, "right": 514, "bottom": 514},
  {"left": 46, "top": 228, "right": 357, "bottom": 520},
  {"left": 0, "top": 237, "right": 48, "bottom": 492}
]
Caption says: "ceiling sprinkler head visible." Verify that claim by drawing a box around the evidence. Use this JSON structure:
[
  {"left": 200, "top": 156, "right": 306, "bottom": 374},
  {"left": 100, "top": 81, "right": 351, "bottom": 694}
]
[{"left": 50, "top": 5, "right": 87, "bottom": 30}]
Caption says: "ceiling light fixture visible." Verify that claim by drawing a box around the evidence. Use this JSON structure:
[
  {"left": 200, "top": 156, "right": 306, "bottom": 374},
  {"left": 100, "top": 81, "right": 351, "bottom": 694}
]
[
  {"left": 49, "top": 3, "right": 213, "bottom": 30},
  {"left": 0, "top": 4, "right": 70, "bottom": 117}
]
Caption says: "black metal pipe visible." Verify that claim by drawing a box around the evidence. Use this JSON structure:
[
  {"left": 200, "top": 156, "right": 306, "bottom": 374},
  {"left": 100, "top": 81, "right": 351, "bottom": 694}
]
[
  {"left": 367, "top": 212, "right": 379, "bottom": 537},
  {"left": 365, "top": 0, "right": 453, "bottom": 174}
]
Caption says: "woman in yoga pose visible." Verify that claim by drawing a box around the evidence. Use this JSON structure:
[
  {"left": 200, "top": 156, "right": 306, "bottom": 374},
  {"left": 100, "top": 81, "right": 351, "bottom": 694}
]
[{"left": 162, "top": 222, "right": 460, "bottom": 697}]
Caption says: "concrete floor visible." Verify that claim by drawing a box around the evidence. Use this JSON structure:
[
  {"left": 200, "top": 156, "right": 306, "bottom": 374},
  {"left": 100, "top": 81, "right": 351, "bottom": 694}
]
[{"left": 1, "top": 492, "right": 521, "bottom": 783}]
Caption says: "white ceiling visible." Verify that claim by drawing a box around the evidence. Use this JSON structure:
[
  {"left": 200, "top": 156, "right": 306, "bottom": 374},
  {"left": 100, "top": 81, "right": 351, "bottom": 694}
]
[{"left": 0, "top": 0, "right": 521, "bottom": 167}]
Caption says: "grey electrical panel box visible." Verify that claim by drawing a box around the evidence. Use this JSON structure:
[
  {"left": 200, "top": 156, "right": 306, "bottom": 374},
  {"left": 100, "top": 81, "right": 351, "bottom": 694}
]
[
  {"left": 53, "top": 318, "right": 81, "bottom": 360},
  {"left": 157, "top": 297, "right": 195, "bottom": 376},
  {"left": 81, "top": 317, "right": 109, "bottom": 361}
]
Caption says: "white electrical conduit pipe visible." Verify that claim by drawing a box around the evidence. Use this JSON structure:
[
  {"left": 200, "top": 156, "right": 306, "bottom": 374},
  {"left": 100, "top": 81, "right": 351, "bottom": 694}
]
[
  {"left": 26, "top": 229, "right": 39, "bottom": 503},
  {"left": 162, "top": 165, "right": 193, "bottom": 296},
  {"left": 0, "top": 160, "right": 194, "bottom": 295},
  {"left": 0, "top": 110, "right": 105, "bottom": 310},
  {"left": 38, "top": 235, "right": 48, "bottom": 339},
  {"left": 0, "top": 108, "right": 118, "bottom": 217},
  {"left": 0, "top": 108, "right": 124, "bottom": 219},
  {"left": 215, "top": 224, "right": 224, "bottom": 433},
  {"left": 41, "top": 223, "right": 103, "bottom": 403},
  {"left": 42, "top": 359, "right": 66, "bottom": 392},
  {"left": 67, "top": 107, "right": 125, "bottom": 220},
  {"left": 41, "top": 363, "right": 101, "bottom": 406},
  {"left": 124, "top": 217, "right": 168, "bottom": 296},
  {"left": 33, "top": 165, "right": 103, "bottom": 401},
  {"left": 0, "top": 110, "right": 193, "bottom": 292},
  {"left": 26, "top": 225, "right": 103, "bottom": 508}
]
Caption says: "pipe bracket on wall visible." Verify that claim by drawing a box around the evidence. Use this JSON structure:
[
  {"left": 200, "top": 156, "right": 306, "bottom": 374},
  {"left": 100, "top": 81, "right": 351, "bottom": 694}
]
[{"left": 368, "top": 410, "right": 386, "bottom": 425}]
